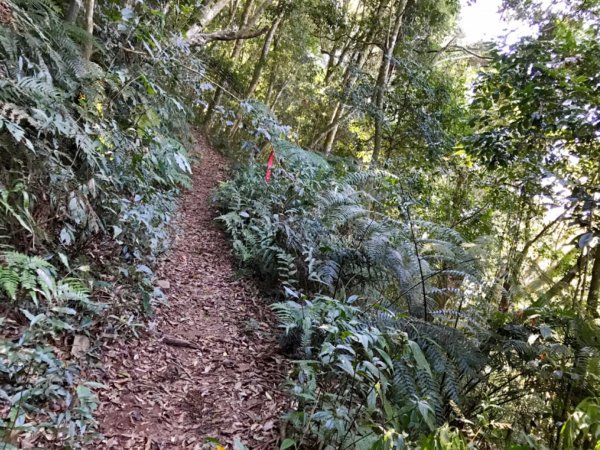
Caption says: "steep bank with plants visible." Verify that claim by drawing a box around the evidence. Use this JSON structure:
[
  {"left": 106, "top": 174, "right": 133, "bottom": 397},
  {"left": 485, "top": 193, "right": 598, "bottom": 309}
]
[
  {"left": 216, "top": 97, "right": 600, "bottom": 449},
  {"left": 0, "top": 1, "right": 205, "bottom": 447}
]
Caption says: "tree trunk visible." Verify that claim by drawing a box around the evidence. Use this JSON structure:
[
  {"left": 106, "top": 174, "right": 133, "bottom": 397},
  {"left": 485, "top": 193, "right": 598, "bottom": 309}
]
[
  {"left": 192, "top": 26, "right": 269, "bottom": 44},
  {"left": 543, "top": 254, "right": 583, "bottom": 302},
  {"left": 323, "top": 103, "right": 342, "bottom": 153},
  {"left": 324, "top": 41, "right": 340, "bottom": 85},
  {"left": 186, "top": 0, "right": 231, "bottom": 45},
  {"left": 204, "top": 0, "right": 256, "bottom": 126},
  {"left": 203, "top": 87, "right": 224, "bottom": 125},
  {"left": 228, "top": 0, "right": 241, "bottom": 27},
  {"left": 246, "top": 15, "right": 281, "bottom": 97},
  {"left": 587, "top": 247, "right": 600, "bottom": 318},
  {"left": 200, "top": 0, "right": 230, "bottom": 29},
  {"left": 245, "top": 0, "right": 274, "bottom": 30},
  {"left": 229, "top": 14, "right": 282, "bottom": 136},
  {"left": 527, "top": 247, "right": 578, "bottom": 292},
  {"left": 231, "top": 0, "right": 255, "bottom": 59},
  {"left": 323, "top": 1, "right": 357, "bottom": 85},
  {"left": 316, "top": 2, "right": 383, "bottom": 154},
  {"left": 265, "top": 69, "right": 276, "bottom": 105},
  {"left": 269, "top": 79, "right": 290, "bottom": 111},
  {"left": 499, "top": 208, "right": 568, "bottom": 311},
  {"left": 319, "top": 45, "right": 372, "bottom": 153},
  {"left": 65, "top": 0, "right": 81, "bottom": 23},
  {"left": 370, "top": 0, "right": 408, "bottom": 167},
  {"left": 186, "top": 0, "right": 273, "bottom": 47},
  {"left": 83, "top": 0, "right": 95, "bottom": 60},
  {"left": 310, "top": 107, "right": 354, "bottom": 149}
]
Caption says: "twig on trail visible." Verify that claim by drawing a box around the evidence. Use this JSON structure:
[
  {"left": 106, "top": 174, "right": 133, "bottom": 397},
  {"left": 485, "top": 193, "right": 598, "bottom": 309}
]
[{"left": 161, "top": 335, "right": 199, "bottom": 349}]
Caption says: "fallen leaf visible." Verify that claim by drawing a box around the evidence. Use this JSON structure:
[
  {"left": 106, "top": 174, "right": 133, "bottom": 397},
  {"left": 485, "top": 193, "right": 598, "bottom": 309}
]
[
  {"left": 71, "top": 334, "right": 90, "bottom": 358},
  {"left": 157, "top": 279, "right": 171, "bottom": 289}
]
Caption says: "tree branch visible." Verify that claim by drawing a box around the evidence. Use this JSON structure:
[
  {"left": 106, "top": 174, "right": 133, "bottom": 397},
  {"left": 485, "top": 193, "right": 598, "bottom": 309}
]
[
  {"left": 187, "top": 26, "right": 269, "bottom": 47},
  {"left": 420, "top": 45, "right": 494, "bottom": 61}
]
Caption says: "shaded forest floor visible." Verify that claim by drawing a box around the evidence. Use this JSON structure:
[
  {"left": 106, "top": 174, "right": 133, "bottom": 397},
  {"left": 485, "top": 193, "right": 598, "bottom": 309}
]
[{"left": 94, "top": 134, "right": 289, "bottom": 449}]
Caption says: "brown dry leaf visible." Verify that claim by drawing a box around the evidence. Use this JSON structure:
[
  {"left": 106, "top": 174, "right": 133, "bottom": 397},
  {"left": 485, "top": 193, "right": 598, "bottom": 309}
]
[
  {"left": 144, "top": 437, "right": 153, "bottom": 450},
  {"left": 156, "top": 280, "right": 171, "bottom": 289},
  {"left": 71, "top": 334, "right": 90, "bottom": 358}
]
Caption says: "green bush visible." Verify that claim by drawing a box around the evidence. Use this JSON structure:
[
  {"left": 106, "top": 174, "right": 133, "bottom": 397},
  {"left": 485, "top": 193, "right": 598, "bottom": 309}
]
[
  {"left": 216, "top": 104, "right": 494, "bottom": 448},
  {"left": 0, "top": 1, "right": 210, "bottom": 446},
  {"left": 217, "top": 102, "right": 600, "bottom": 449}
]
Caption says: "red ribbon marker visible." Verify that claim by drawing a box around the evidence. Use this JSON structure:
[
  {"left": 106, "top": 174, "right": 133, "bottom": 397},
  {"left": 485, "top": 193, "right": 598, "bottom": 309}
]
[{"left": 265, "top": 148, "right": 275, "bottom": 182}]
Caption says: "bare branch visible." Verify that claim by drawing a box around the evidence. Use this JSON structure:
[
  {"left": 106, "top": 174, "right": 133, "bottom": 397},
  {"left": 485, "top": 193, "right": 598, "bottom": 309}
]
[{"left": 188, "top": 26, "right": 269, "bottom": 47}]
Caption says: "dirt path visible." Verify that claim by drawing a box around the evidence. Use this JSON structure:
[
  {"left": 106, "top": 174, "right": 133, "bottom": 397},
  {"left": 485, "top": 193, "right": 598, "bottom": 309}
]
[{"left": 95, "top": 134, "right": 289, "bottom": 449}]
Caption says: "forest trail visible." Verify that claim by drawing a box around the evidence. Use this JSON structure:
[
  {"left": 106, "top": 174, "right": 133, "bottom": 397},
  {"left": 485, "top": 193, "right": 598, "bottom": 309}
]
[{"left": 94, "top": 134, "right": 289, "bottom": 450}]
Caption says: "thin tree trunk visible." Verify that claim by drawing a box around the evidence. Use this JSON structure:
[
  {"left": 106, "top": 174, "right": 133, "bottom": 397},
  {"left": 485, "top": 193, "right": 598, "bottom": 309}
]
[
  {"left": 331, "top": 30, "right": 358, "bottom": 79},
  {"left": 371, "top": 0, "right": 408, "bottom": 167},
  {"left": 323, "top": 103, "right": 342, "bottom": 153},
  {"left": 245, "top": 0, "right": 273, "bottom": 30},
  {"left": 263, "top": 33, "right": 281, "bottom": 103},
  {"left": 323, "top": 1, "right": 357, "bottom": 84},
  {"left": 246, "top": 15, "right": 281, "bottom": 97},
  {"left": 203, "top": 87, "right": 224, "bottom": 125},
  {"left": 199, "top": 0, "right": 231, "bottom": 29},
  {"left": 83, "top": 0, "right": 95, "bottom": 60},
  {"left": 231, "top": 0, "right": 255, "bottom": 59},
  {"left": 309, "top": 108, "right": 354, "bottom": 149},
  {"left": 204, "top": 0, "right": 256, "bottom": 126},
  {"left": 269, "top": 79, "right": 290, "bottom": 111},
  {"left": 265, "top": 70, "right": 277, "bottom": 105},
  {"left": 229, "top": 13, "right": 283, "bottom": 136},
  {"left": 191, "top": 26, "right": 269, "bottom": 44},
  {"left": 544, "top": 255, "right": 583, "bottom": 302},
  {"left": 499, "top": 208, "right": 568, "bottom": 311},
  {"left": 587, "top": 248, "right": 600, "bottom": 317},
  {"left": 65, "top": 0, "right": 81, "bottom": 23},
  {"left": 187, "top": 0, "right": 272, "bottom": 47},
  {"left": 323, "top": 125, "right": 339, "bottom": 154},
  {"left": 528, "top": 247, "right": 578, "bottom": 292},
  {"left": 186, "top": 0, "right": 231, "bottom": 45},
  {"left": 324, "top": 42, "right": 340, "bottom": 85},
  {"left": 228, "top": 0, "right": 241, "bottom": 27},
  {"left": 317, "top": 1, "right": 382, "bottom": 154},
  {"left": 320, "top": 45, "right": 372, "bottom": 153}
]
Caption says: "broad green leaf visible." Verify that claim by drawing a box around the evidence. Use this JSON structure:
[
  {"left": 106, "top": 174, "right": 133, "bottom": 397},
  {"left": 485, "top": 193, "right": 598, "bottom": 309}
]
[
  {"left": 280, "top": 438, "right": 296, "bottom": 450},
  {"left": 408, "top": 340, "right": 431, "bottom": 375}
]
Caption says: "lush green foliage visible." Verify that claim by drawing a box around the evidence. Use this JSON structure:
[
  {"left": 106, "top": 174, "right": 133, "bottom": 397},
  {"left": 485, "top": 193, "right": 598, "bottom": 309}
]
[
  {"left": 2, "top": 0, "right": 599, "bottom": 448},
  {"left": 0, "top": 251, "right": 103, "bottom": 448},
  {"left": 207, "top": 2, "right": 600, "bottom": 447},
  {"left": 0, "top": 0, "right": 208, "bottom": 446},
  {"left": 215, "top": 103, "right": 600, "bottom": 448}
]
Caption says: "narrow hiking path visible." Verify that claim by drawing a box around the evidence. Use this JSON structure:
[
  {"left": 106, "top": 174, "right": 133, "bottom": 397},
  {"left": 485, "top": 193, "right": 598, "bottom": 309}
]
[{"left": 94, "top": 134, "right": 290, "bottom": 450}]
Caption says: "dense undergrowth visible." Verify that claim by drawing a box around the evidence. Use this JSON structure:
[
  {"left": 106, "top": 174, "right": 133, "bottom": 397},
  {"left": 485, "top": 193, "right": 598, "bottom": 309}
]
[
  {"left": 0, "top": 1, "right": 208, "bottom": 447},
  {"left": 216, "top": 103, "right": 600, "bottom": 449}
]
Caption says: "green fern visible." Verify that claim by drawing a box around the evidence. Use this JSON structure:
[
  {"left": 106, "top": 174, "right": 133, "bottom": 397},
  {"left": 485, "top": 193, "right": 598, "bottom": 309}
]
[
  {"left": 0, "top": 266, "right": 19, "bottom": 300},
  {"left": 0, "top": 251, "right": 53, "bottom": 302}
]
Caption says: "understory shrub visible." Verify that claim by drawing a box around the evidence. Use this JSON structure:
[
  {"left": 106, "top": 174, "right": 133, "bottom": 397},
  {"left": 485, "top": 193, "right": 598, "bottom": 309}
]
[
  {"left": 217, "top": 103, "right": 600, "bottom": 449},
  {"left": 0, "top": 0, "right": 211, "bottom": 446}
]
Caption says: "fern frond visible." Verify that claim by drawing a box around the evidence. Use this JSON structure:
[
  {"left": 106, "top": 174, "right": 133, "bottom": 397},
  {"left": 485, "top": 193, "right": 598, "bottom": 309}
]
[{"left": 0, "top": 266, "right": 19, "bottom": 300}]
